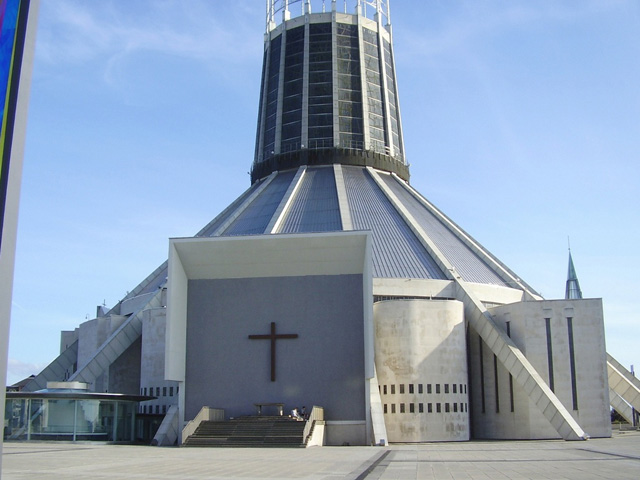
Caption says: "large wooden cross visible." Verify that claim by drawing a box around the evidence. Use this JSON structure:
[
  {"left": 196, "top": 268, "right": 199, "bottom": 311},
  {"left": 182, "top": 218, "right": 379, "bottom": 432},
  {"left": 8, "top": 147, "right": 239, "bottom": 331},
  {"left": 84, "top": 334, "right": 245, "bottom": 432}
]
[{"left": 248, "top": 322, "right": 298, "bottom": 382}]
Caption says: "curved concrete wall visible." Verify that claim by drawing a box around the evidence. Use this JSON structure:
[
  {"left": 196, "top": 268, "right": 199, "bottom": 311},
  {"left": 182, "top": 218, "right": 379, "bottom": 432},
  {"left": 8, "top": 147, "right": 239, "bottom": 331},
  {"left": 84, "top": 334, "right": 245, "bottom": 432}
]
[{"left": 374, "top": 299, "right": 469, "bottom": 442}]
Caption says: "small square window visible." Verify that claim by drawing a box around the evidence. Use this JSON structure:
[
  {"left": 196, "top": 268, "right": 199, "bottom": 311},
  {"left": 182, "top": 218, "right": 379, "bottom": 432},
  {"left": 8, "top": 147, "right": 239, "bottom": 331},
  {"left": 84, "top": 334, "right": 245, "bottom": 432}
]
[
  {"left": 409, "top": 384, "right": 414, "bottom": 394},
  {"left": 410, "top": 403, "right": 415, "bottom": 413},
  {"left": 419, "top": 403, "right": 424, "bottom": 413},
  {"left": 428, "top": 403, "right": 433, "bottom": 413},
  {"left": 436, "top": 403, "right": 441, "bottom": 413},
  {"left": 400, "top": 403, "right": 405, "bottom": 413},
  {"left": 418, "top": 384, "right": 423, "bottom": 394},
  {"left": 391, "top": 404, "right": 396, "bottom": 414},
  {"left": 436, "top": 384, "right": 441, "bottom": 394},
  {"left": 391, "top": 385, "right": 396, "bottom": 394}
]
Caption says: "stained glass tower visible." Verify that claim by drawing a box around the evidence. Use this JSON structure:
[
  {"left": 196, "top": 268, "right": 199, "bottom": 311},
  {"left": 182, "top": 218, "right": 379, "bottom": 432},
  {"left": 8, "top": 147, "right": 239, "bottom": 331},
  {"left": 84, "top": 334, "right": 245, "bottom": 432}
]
[{"left": 252, "top": 0, "right": 407, "bottom": 182}]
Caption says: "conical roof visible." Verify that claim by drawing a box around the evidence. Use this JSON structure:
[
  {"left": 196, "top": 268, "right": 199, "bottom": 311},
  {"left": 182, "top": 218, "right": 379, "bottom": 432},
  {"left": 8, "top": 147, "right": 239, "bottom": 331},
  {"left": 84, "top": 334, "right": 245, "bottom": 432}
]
[{"left": 121, "top": 164, "right": 538, "bottom": 308}]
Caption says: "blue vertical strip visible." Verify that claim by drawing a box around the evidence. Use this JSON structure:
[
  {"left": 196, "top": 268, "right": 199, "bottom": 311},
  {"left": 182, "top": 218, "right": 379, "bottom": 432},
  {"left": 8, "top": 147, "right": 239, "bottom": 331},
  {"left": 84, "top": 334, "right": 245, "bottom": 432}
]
[
  {"left": 1, "top": 0, "right": 20, "bottom": 127},
  {"left": 1, "top": 0, "right": 29, "bottom": 253}
]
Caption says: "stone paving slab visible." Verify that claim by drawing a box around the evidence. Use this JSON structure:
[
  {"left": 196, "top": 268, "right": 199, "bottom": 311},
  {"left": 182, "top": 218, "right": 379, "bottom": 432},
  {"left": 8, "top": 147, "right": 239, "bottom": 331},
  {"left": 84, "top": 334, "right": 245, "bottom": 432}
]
[
  {"left": 366, "top": 431, "right": 640, "bottom": 480},
  {"left": 1, "top": 443, "right": 385, "bottom": 480},
  {"left": 3, "top": 431, "right": 640, "bottom": 480}
]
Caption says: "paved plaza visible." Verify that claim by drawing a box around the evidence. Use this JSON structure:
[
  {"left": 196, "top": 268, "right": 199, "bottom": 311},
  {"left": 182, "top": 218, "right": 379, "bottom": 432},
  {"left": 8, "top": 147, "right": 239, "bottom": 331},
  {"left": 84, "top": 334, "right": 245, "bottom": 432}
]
[{"left": 3, "top": 430, "right": 640, "bottom": 479}]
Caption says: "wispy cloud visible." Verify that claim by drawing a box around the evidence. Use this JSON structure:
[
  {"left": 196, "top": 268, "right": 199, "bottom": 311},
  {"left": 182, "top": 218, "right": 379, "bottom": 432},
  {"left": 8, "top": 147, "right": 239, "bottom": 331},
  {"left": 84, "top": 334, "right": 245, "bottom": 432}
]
[
  {"left": 398, "top": 0, "right": 633, "bottom": 60},
  {"left": 35, "top": 0, "right": 263, "bottom": 83},
  {"left": 6, "top": 358, "right": 48, "bottom": 386}
]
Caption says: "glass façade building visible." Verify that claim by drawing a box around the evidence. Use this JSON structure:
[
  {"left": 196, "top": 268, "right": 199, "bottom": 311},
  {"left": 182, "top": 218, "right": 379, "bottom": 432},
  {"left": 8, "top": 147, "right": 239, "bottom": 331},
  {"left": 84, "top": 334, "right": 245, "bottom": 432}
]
[
  {"left": 252, "top": 0, "right": 407, "bottom": 183},
  {"left": 4, "top": 382, "right": 153, "bottom": 443}
]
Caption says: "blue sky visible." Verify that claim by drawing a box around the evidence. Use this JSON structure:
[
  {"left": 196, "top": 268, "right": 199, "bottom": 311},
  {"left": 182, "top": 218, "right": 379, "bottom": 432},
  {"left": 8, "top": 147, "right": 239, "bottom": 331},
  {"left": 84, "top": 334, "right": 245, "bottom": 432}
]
[{"left": 7, "top": 0, "right": 640, "bottom": 385}]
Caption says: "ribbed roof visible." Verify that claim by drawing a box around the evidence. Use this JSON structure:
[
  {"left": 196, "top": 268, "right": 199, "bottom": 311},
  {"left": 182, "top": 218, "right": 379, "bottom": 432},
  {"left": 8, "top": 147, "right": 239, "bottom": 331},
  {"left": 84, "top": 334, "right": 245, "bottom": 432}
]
[
  {"left": 118, "top": 164, "right": 529, "bottom": 312},
  {"left": 376, "top": 172, "right": 507, "bottom": 286},
  {"left": 342, "top": 166, "right": 444, "bottom": 279},
  {"left": 211, "top": 165, "right": 523, "bottom": 285},
  {"left": 277, "top": 167, "right": 342, "bottom": 234}
]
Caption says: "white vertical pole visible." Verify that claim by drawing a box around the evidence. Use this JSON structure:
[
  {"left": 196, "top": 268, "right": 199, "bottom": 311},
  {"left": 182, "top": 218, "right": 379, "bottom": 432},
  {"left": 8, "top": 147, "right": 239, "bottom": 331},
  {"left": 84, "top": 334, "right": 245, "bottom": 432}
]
[
  {"left": 26, "top": 400, "right": 31, "bottom": 441},
  {"left": 113, "top": 402, "right": 118, "bottom": 441},
  {"left": 73, "top": 400, "right": 78, "bottom": 442},
  {"left": 0, "top": 0, "right": 40, "bottom": 468}
]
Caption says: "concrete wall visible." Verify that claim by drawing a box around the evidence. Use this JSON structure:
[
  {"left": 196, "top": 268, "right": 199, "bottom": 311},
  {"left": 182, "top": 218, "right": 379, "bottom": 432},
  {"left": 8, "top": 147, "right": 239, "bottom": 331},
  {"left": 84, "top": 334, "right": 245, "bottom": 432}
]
[
  {"left": 75, "top": 315, "right": 128, "bottom": 391},
  {"left": 470, "top": 299, "right": 611, "bottom": 439},
  {"left": 140, "top": 308, "right": 178, "bottom": 414},
  {"left": 109, "top": 337, "right": 141, "bottom": 394},
  {"left": 184, "top": 274, "right": 367, "bottom": 443},
  {"left": 60, "top": 330, "right": 78, "bottom": 353},
  {"left": 374, "top": 299, "right": 469, "bottom": 442}
]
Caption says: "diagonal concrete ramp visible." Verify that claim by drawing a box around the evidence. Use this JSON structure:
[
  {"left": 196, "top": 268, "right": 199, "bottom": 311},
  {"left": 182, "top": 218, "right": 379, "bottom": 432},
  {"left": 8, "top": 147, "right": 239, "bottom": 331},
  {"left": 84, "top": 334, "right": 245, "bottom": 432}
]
[
  {"left": 370, "top": 168, "right": 588, "bottom": 440},
  {"left": 22, "top": 340, "right": 79, "bottom": 392},
  {"left": 607, "top": 353, "right": 640, "bottom": 414},
  {"left": 68, "top": 290, "right": 163, "bottom": 386}
]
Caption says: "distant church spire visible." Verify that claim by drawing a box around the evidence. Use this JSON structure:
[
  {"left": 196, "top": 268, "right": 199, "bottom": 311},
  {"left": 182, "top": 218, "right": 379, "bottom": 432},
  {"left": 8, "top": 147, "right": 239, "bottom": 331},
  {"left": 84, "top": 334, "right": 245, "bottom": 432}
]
[{"left": 565, "top": 245, "right": 583, "bottom": 300}]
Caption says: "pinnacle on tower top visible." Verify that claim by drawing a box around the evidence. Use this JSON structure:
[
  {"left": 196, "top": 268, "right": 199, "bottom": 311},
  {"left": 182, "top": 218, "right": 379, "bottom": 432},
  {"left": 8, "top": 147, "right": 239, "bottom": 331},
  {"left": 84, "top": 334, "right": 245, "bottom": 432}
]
[{"left": 266, "top": 0, "right": 391, "bottom": 33}]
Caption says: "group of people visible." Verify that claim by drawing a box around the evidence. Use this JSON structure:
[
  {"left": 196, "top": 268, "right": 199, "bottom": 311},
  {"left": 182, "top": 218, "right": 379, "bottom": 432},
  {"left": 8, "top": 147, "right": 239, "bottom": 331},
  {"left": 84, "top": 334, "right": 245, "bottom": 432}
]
[{"left": 291, "top": 406, "right": 308, "bottom": 421}]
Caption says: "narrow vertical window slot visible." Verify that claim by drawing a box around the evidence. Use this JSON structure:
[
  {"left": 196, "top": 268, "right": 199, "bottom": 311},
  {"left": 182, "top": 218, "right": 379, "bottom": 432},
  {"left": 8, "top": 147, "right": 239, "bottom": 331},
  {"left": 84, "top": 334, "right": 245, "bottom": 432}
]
[
  {"left": 545, "top": 318, "right": 555, "bottom": 392},
  {"left": 567, "top": 317, "right": 578, "bottom": 410},
  {"left": 479, "top": 337, "right": 486, "bottom": 413}
]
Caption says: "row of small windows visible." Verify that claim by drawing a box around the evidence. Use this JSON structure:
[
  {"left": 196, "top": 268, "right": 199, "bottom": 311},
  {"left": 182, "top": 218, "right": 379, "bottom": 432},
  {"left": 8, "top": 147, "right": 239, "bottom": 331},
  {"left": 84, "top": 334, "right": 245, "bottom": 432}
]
[
  {"left": 384, "top": 402, "right": 469, "bottom": 414},
  {"left": 139, "top": 404, "right": 168, "bottom": 415},
  {"left": 141, "top": 386, "right": 177, "bottom": 397},
  {"left": 380, "top": 383, "right": 468, "bottom": 395}
]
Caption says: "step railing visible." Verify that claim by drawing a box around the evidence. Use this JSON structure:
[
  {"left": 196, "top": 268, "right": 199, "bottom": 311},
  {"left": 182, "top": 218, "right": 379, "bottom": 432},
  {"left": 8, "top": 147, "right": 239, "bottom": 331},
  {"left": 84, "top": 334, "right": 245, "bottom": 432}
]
[
  {"left": 181, "top": 406, "right": 224, "bottom": 444},
  {"left": 303, "top": 406, "right": 324, "bottom": 445}
]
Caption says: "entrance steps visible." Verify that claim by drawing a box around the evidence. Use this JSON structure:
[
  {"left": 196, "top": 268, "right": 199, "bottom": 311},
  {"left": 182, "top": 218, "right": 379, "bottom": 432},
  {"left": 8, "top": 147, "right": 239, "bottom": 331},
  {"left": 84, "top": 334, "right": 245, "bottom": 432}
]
[{"left": 183, "top": 416, "right": 307, "bottom": 448}]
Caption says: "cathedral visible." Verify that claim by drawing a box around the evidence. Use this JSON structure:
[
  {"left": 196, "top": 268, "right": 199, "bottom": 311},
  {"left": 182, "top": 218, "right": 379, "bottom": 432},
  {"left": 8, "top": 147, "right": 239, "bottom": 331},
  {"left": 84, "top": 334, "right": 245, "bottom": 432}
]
[{"left": 13, "top": 1, "right": 638, "bottom": 446}]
